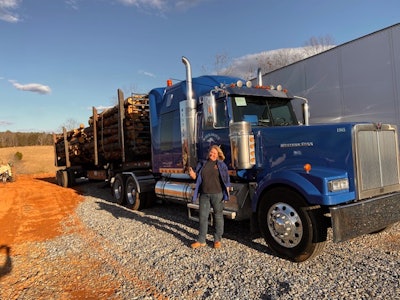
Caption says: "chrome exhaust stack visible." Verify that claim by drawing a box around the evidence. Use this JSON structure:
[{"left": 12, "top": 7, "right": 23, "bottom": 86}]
[
  {"left": 180, "top": 56, "right": 198, "bottom": 170},
  {"left": 257, "top": 68, "right": 263, "bottom": 86},
  {"left": 182, "top": 56, "right": 193, "bottom": 101}
]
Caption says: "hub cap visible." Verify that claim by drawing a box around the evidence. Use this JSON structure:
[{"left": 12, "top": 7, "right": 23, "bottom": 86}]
[
  {"left": 267, "top": 202, "right": 303, "bottom": 248},
  {"left": 126, "top": 183, "right": 137, "bottom": 205}
]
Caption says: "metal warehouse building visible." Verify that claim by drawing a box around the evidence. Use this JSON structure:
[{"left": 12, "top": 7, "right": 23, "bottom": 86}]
[{"left": 257, "top": 23, "right": 400, "bottom": 128}]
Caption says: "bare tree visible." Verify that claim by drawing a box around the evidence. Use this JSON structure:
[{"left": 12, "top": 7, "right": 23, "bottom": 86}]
[
  {"left": 215, "top": 52, "right": 234, "bottom": 76},
  {"left": 209, "top": 35, "right": 336, "bottom": 79},
  {"left": 201, "top": 51, "right": 234, "bottom": 76},
  {"left": 57, "top": 118, "right": 81, "bottom": 132},
  {"left": 303, "top": 35, "right": 335, "bottom": 56}
]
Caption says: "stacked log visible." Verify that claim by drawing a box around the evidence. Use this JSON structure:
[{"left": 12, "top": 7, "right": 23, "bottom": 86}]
[
  {"left": 54, "top": 124, "right": 94, "bottom": 166},
  {"left": 54, "top": 93, "right": 151, "bottom": 167}
]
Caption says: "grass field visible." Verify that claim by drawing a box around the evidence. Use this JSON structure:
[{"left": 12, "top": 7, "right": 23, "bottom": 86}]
[{"left": 0, "top": 145, "right": 59, "bottom": 175}]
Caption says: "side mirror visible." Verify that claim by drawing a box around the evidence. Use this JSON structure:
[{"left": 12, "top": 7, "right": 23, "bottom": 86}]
[{"left": 293, "top": 96, "right": 310, "bottom": 126}]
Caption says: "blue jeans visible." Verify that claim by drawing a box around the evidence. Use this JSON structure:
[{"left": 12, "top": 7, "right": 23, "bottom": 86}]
[{"left": 197, "top": 192, "right": 224, "bottom": 243}]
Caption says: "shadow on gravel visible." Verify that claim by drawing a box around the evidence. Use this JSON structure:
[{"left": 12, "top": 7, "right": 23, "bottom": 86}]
[
  {"left": 95, "top": 199, "right": 273, "bottom": 255},
  {"left": 96, "top": 200, "right": 199, "bottom": 247},
  {"left": 52, "top": 181, "right": 274, "bottom": 256},
  {"left": 0, "top": 245, "right": 12, "bottom": 278}
]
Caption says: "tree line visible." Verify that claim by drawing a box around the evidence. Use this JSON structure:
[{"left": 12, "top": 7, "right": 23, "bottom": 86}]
[{"left": 0, "top": 131, "right": 53, "bottom": 148}]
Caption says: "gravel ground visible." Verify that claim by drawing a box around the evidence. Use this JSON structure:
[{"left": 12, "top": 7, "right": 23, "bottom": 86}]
[{"left": 5, "top": 181, "right": 400, "bottom": 299}]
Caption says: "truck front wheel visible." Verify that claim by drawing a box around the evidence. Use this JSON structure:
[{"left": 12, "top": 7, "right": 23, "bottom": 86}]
[
  {"left": 112, "top": 174, "right": 125, "bottom": 205},
  {"left": 258, "top": 187, "right": 327, "bottom": 262}
]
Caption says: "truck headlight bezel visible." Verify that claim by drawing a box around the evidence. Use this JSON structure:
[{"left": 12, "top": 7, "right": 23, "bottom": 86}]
[{"left": 328, "top": 178, "right": 349, "bottom": 192}]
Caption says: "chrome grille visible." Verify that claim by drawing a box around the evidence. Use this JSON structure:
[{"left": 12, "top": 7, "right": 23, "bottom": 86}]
[{"left": 355, "top": 124, "right": 400, "bottom": 199}]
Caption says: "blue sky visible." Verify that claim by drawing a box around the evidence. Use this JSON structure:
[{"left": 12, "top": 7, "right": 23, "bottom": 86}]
[{"left": 0, "top": 0, "right": 399, "bottom": 132}]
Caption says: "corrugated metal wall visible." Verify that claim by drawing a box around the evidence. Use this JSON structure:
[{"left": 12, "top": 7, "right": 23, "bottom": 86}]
[{"left": 258, "top": 23, "right": 400, "bottom": 128}]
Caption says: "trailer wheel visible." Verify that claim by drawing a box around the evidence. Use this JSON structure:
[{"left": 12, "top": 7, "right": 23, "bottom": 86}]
[
  {"left": 125, "top": 176, "right": 142, "bottom": 210},
  {"left": 56, "top": 170, "right": 70, "bottom": 188},
  {"left": 258, "top": 187, "right": 327, "bottom": 262},
  {"left": 56, "top": 171, "right": 61, "bottom": 186},
  {"left": 112, "top": 174, "right": 125, "bottom": 205}
]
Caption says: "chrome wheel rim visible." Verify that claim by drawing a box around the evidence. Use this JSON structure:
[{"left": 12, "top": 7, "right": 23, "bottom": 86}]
[{"left": 267, "top": 202, "right": 303, "bottom": 248}]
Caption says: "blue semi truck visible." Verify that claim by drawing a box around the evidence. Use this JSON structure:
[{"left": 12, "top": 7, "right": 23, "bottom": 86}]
[{"left": 54, "top": 57, "right": 400, "bottom": 262}]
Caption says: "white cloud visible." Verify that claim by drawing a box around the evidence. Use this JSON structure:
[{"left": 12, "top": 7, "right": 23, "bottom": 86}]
[
  {"left": 174, "top": 0, "right": 206, "bottom": 10},
  {"left": 94, "top": 105, "right": 113, "bottom": 111},
  {"left": 117, "top": 0, "right": 165, "bottom": 10},
  {"left": 0, "top": 120, "right": 13, "bottom": 126},
  {"left": 0, "top": 0, "right": 206, "bottom": 22},
  {"left": 0, "top": 0, "right": 21, "bottom": 23},
  {"left": 9, "top": 80, "right": 52, "bottom": 95},
  {"left": 139, "top": 70, "right": 155, "bottom": 78},
  {"left": 65, "top": 0, "right": 79, "bottom": 10},
  {"left": 117, "top": 0, "right": 207, "bottom": 12}
]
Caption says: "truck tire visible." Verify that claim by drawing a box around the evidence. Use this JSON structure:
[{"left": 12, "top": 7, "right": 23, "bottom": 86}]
[
  {"left": 145, "top": 191, "right": 156, "bottom": 208},
  {"left": 67, "top": 169, "right": 76, "bottom": 187},
  {"left": 56, "top": 170, "right": 70, "bottom": 188},
  {"left": 125, "top": 176, "right": 142, "bottom": 210},
  {"left": 257, "top": 187, "right": 327, "bottom": 262},
  {"left": 112, "top": 174, "right": 125, "bottom": 205},
  {"left": 56, "top": 171, "right": 61, "bottom": 186}
]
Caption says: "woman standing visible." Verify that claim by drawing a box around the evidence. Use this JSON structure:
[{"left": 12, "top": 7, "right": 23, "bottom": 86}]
[{"left": 188, "top": 145, "right": 231, "bottom": 249}]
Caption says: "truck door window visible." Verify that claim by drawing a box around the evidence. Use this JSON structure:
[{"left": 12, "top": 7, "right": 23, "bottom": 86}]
[
  {"left": 215, "top": 99, "right": 228, "bottom": 128},
  {"left": 203, "top": 99, "right": 228, "bottom": 129},
  {"left": 160, "top": 111, "right": 175, "bottom": 150}
]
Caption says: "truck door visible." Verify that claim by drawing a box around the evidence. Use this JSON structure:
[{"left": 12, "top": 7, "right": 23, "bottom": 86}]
[{"left": 198, "top": 97, "right": 232, "bottom": 166}]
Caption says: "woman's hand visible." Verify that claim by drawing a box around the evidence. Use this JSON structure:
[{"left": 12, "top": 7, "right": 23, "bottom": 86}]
[{"left": 188, "top": 167, "right": 196, "bottom": 179}]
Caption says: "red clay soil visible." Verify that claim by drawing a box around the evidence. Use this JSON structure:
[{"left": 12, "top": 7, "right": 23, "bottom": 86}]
[{"left": 0, "top": 174, "right": 117, "bottom": 299}]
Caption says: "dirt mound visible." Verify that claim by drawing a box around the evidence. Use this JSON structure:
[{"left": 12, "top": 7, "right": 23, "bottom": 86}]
[{"left": 0, "top": 174, "right": 113, "bottom": 298}]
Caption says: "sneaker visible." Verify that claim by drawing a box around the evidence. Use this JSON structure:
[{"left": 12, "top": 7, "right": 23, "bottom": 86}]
[
  {"left": 213, "top": 241, "right": 222, "bottom": 249},
  {"left": 191, "top": 241, "right": 206, "bottom": 249}
]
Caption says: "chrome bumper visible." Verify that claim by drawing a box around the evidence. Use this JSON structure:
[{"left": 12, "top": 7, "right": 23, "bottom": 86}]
[{"left": 330, "top": 192, "right": 400, "bottom": 242}]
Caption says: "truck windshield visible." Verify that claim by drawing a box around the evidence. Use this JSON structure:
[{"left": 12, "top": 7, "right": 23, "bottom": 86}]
[{"left": 231, "top": 96, "right": 297, "bottom": 126}]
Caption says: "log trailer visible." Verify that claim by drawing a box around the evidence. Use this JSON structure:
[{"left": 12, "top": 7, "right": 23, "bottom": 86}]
[{"left": 54, "top": 57, "right": 400, "bottom": 262}]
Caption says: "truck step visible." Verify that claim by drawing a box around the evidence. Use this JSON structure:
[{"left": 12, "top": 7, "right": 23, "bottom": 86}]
[{"left": 187, "top": 203, "right": 237, "bottom": 225}]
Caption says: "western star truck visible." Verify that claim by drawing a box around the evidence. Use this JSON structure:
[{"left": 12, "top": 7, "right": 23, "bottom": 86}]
[{"left": 54, "top": 57, "right": 400, "bottom": 262}]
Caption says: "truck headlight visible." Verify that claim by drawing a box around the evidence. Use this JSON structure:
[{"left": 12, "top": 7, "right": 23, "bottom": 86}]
[{"left": 328, "top": 178, "right": 349, "bottom": 192}]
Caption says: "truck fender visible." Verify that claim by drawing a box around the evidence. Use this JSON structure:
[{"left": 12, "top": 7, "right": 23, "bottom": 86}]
[
  {"left": 122, "top": 171, "right": 156, "bottom": 194},
  {"left": 252, "top": 170, "right": 325, "bottom": 212}
]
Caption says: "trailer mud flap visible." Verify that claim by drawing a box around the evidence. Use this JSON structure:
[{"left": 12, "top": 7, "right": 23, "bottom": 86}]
[{"left": 330, "top": 193, "right": 400, "bottom": 242}]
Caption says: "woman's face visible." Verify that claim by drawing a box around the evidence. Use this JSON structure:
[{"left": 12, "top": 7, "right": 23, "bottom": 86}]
[{"left": 209, "top": 148, "right": 218, "bottom": 161}]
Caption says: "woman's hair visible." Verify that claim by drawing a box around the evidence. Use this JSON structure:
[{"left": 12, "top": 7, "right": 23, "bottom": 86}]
[{"left": 209, "top": 145, "right": 225, "bottom": 161}]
